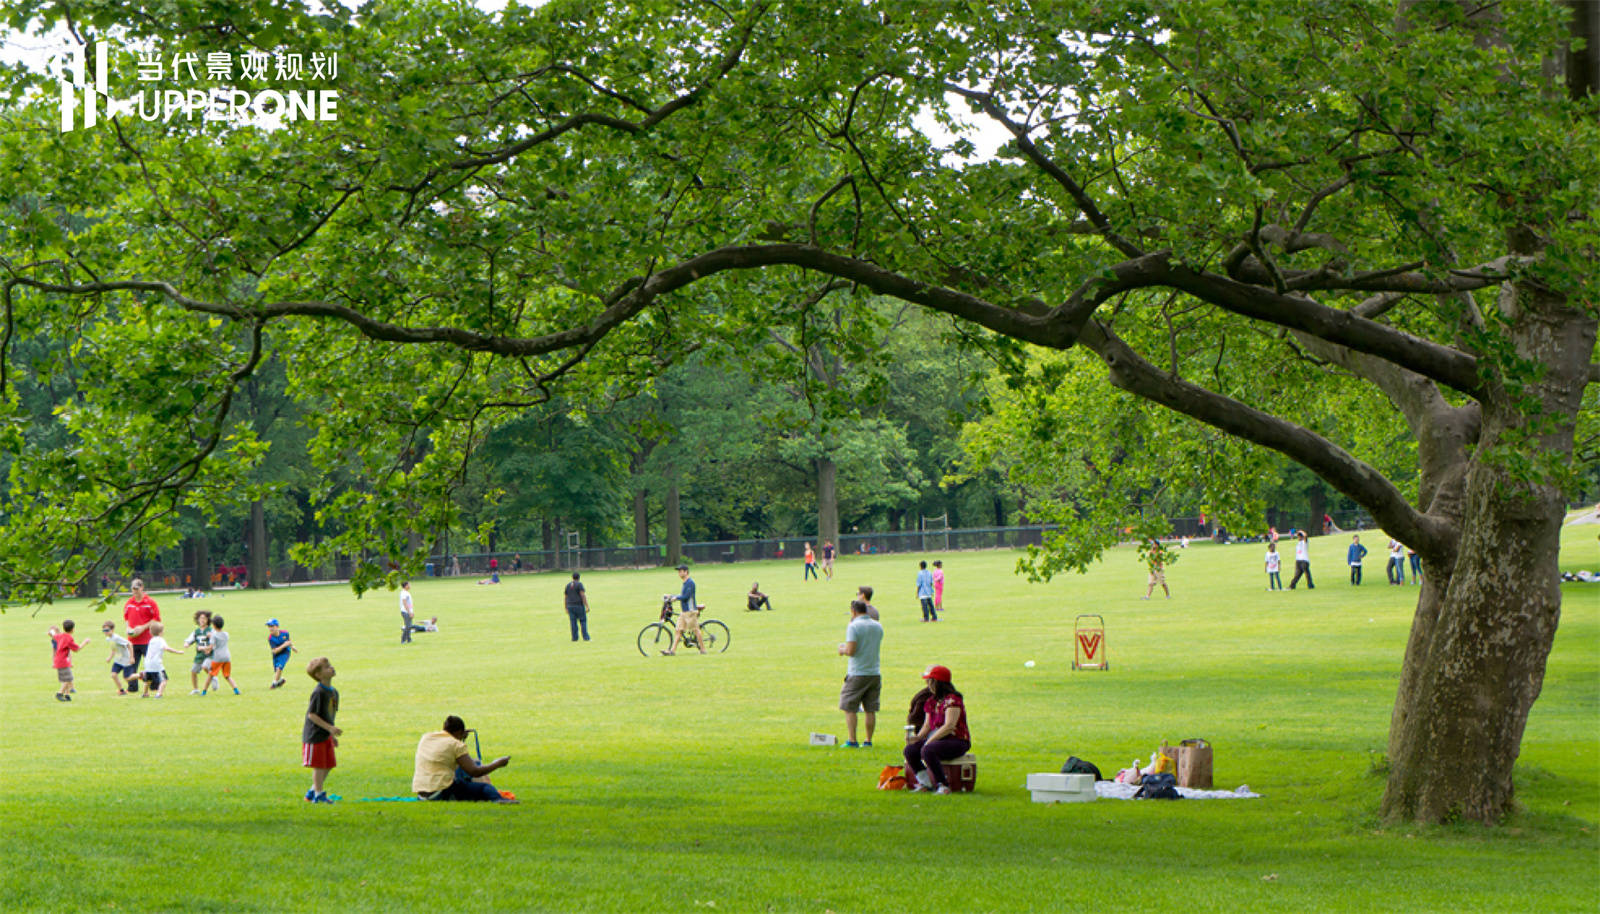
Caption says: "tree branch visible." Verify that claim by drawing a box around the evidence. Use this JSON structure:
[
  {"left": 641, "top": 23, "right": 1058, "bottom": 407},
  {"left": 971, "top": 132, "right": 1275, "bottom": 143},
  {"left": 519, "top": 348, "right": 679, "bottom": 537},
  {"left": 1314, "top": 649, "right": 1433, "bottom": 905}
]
[
  {"left": 1077, "top": 319, "right": 1457, "bottom": 562},
  {"left": 944, "top": 83, "right": 1145, "bottom": 258}
]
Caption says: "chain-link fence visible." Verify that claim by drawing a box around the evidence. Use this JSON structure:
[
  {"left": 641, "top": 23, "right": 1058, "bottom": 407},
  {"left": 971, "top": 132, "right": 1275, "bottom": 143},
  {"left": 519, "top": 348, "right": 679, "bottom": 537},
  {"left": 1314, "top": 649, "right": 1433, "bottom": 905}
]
[{"left": 115, "top": 509, "right": 1394, "bottom": 591}]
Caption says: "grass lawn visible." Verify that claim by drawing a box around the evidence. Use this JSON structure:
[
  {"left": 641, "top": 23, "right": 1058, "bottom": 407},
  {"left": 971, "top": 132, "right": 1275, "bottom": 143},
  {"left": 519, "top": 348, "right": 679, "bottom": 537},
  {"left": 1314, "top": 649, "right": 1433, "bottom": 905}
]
[{"left": 2, "top": 526, "right": 1596, "bottom": 912}]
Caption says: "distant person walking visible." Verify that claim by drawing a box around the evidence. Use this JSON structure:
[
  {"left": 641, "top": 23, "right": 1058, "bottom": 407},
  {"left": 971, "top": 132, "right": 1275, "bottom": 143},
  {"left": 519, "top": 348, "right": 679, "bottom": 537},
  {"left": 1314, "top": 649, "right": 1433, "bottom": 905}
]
[
  {"left": 400, "top": 581, "right": 415, "bottom": 644},
  {"left": 836, "top": 599, "right": 884, "bottom": 748},
  {"left": 804, "top": 543, "right": 819, "bottom": 581},
  {"left": 1408, "top": 547, "right": 1421, "bottom": 584},
  {"left": 1288, "top": 531, "right": 1314, "bottom": 589},
  {"left": 662, "top": 564, "right": 706, "bottom": 656},
  {"left": 1347, "top": 535, "right": 1368, "bottom": 585},
  {"left": 916, "top": 561, "right": 938, "bottom": 622},
  {"left": 931, "top": 560, "right": 945, "bottom": 612},
  {"left": 1142, "top": 540, "right": 1170, "bottom": 600},
  {"left": 821, "top": 541, "right": 836, "bottom": 580},
  {"left": 1264, "top": 543, "right": 1282, "bottom": 591},
  {"left": 564, "top": 572, "right": 591, "bottom": 642}
]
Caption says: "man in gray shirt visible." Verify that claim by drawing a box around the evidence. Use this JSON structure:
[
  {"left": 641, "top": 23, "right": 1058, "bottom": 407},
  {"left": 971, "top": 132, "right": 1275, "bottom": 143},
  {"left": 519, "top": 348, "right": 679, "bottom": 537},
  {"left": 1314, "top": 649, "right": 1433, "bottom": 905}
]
[{"left": 836, "top": 599, "right": 884, "bottom": 748}]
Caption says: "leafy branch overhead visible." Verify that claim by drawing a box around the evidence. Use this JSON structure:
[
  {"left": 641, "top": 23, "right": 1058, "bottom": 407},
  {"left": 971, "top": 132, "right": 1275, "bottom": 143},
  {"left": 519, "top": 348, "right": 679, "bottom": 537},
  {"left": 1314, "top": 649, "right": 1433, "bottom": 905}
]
[{"left": 2, "top": 0, "right": 1598, "bottom": 825}]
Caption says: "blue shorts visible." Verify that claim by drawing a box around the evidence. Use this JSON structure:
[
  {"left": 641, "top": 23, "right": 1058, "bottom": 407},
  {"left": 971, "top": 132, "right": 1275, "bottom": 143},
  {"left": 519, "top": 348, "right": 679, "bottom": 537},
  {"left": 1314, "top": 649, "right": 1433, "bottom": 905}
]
[
  {"left": 143, "top": 670, "right": 167, "bottom": 685},
  {"left": 112, "top": 662, "right": 136, "bottom": 676},
  {"left": 273, "top": 655, "right": 289, "bottom": 670}
]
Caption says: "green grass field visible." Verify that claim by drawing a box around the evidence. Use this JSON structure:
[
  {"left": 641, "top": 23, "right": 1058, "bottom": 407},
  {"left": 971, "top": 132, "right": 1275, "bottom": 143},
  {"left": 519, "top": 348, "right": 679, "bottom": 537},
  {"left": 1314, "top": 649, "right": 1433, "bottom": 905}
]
[{"left": 3, "top": 527, "right": 1596, "bottom": 913}]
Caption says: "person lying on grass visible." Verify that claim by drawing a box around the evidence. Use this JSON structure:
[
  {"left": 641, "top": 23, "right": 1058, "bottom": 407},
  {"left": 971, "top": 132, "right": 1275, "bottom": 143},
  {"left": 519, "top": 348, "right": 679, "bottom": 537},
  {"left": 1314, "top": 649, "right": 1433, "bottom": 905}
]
[{"left": 412, "top": 715, "right": 518, "bottom": 803}]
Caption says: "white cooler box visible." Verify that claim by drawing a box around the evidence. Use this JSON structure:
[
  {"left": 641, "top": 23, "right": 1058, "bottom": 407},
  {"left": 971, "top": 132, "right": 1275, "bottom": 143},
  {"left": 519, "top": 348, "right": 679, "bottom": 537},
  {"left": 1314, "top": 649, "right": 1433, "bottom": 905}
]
[{"left": 1027, "top": 772, "right": 1096, "bottom": 803}]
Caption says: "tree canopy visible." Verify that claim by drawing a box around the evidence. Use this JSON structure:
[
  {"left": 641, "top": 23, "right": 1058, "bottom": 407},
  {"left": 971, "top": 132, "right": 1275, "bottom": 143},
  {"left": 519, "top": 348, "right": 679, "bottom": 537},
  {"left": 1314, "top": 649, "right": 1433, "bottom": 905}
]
[{"left": 1, "top": 0, "right": 1595, "bottom": 823}]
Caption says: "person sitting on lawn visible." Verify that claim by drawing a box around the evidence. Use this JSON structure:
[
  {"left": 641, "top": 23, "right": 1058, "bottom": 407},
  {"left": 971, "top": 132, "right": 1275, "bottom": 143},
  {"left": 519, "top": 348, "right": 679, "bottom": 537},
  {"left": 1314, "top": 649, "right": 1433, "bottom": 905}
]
[
  {"left": 412, "top": 715, "right": 517, "bottom": 803},
  {"left": 746, "top": 582, "right": 773, "bottom": 612}
]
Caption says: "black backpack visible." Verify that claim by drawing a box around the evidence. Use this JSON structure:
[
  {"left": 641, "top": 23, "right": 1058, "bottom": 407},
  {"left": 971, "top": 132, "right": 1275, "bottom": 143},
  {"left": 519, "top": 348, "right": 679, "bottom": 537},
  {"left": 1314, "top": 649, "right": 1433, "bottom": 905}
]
[
  {"left": 1060, "top": 756, "right": 1104, "bottom": 781},
  {"left": 1134, "top": 773, "right": 1182, "bottom": 800}
]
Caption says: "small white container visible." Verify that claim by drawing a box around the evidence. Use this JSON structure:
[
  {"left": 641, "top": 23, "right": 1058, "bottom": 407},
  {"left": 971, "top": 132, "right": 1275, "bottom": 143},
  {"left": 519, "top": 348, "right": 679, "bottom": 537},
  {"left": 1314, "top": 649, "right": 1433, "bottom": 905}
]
[
  {"left": 808, "top": 732, "right": 837, "bottom": 746},
  {"left": 1026, "top": 772, "right": 1096, "bottom": 803}
]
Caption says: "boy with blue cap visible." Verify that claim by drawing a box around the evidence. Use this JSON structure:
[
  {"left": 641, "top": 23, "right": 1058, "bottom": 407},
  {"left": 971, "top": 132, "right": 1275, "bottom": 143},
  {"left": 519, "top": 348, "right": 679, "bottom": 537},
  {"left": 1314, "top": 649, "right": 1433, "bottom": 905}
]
[{"left": 267, "top": 619, "right": 296, "bottom": 689}]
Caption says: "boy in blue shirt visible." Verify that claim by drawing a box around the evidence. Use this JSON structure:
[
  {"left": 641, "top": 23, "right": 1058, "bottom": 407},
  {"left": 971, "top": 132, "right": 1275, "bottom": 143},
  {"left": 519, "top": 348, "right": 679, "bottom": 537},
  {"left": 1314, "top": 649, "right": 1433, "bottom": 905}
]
[
  {"left": 916, "top": 561, "right": 938, "bottom": 622},
  {"left": 1347, "top": 535, "right": 1369, "bottom": 585},
  {"left": 267, "top": 619, "right": 296, "bottom": 689}
]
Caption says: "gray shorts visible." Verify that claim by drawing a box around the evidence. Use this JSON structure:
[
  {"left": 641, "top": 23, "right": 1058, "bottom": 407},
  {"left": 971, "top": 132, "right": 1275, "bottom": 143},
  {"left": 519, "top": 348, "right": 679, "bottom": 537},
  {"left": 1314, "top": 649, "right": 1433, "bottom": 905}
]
[
  {"left": 192, "top": 659, "right": 208, "bottom": 674},
  {"left": 56, "top": 667, "right": 74, "bottom": 683},
  {"left": 839, "top": 675, "right": 881, "bottom": 712}
]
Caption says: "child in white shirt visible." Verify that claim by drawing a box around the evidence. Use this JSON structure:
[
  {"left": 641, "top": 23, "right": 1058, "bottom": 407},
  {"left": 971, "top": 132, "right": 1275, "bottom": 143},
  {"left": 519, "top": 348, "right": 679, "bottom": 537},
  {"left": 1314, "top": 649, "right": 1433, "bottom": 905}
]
[
  {"left": 139, "top": 622, "right": 185, "bottom": 698},
  {"left": 102, "top": 621, "right": 134, "bottom": 695}
]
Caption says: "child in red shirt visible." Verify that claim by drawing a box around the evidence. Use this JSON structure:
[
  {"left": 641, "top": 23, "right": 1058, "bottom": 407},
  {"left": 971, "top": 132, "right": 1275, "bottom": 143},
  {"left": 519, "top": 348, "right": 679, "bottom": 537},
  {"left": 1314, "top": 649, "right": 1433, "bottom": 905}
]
[{"left": 50, "top": 620, "right": 84, "bottom": 702}]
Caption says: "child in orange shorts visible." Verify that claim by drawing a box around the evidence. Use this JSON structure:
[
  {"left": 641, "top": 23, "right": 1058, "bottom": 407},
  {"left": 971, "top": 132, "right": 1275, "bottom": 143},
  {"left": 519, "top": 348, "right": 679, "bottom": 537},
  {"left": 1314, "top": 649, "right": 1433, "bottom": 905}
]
[{"left": 200, "top": 614, "right": 240, "bottom": 695}]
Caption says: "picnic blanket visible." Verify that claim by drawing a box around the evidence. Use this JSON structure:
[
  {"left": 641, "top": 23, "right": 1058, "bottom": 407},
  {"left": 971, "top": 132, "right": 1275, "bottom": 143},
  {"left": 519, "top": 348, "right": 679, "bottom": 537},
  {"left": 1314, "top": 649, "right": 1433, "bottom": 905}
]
[{"left": 1095, "top": 782, "right": 1261, "bottom": 800}]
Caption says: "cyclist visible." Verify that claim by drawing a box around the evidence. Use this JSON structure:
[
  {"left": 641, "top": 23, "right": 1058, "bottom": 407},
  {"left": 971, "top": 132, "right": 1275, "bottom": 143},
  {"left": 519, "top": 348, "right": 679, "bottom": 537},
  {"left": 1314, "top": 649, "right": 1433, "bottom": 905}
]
[{"left": 663, "top": 564, "right": 707, "bottom": 655}]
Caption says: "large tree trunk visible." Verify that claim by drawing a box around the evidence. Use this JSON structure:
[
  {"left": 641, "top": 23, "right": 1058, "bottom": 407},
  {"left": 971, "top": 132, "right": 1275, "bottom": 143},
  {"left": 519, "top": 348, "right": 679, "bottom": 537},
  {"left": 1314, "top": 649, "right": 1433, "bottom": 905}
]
[
  {"left": 816, "top": 456, "right": 839, "bottom": 550},
  {"left": 634, "top": 489, "right": 649, "bottom": 548},
  {"left": 247, "top": 499, "right": 268, "bottom": 590},
  {"left": 1381, "top": 274, "right": 1596, "bottom": 823},
  {"left": 192, "top": 532, "right": 210, "bottom": 592},
  {"left": 665, "top": 480, "right": 682, "bottom": 566}
]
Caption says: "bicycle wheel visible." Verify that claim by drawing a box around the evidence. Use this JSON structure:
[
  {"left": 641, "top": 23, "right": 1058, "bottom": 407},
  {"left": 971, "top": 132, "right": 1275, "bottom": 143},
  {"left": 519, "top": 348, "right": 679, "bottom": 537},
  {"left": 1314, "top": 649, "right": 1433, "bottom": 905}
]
[
  {"left": 696, "top": 619, "right": 731, "bottom": 653},
  {"left": 637, "top": 622, "right": 676, "bottom": 656}
]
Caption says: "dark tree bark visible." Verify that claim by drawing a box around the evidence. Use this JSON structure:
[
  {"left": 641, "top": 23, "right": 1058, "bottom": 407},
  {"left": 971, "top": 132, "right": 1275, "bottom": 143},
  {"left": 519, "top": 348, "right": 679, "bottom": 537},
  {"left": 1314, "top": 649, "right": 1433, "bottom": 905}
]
[
  {"left": 633, "top": 489, "right": 650, "bottom": 548},
  {"left": 247, "top": 499, "right": 268, "bottom": 589},
  {"left": 816, "top": 456, "right": 839, "bottom": 554},
  {"left": 665, "top": 479, "right": 682, "bottom": 566}
]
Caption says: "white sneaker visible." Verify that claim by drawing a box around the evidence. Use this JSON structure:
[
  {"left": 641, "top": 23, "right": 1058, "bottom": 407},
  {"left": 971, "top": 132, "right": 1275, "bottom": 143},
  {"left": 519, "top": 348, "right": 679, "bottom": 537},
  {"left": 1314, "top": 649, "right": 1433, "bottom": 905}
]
[
  {"left": 934, "top": 785, "right": 952, "bottom": 795},
  {"left": 190, "top": 690, "right": 201, "bottom": 695}
]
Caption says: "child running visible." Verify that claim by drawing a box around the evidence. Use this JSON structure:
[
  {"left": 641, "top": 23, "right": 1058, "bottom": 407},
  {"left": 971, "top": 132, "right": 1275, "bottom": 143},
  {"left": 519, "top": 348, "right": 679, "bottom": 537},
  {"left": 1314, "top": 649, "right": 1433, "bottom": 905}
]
[
  {"left": 201, "top": 614, "right": 240, "bottom": 695},
  {"left": 266, "top": 618, "right": 296, "bottom": 689},
  {"left": 102, "top": 621, "right": 134, "bottom": 695},
  {"left": 50, "top": 620, "right": 84, "bottom": 702},
  {"left": 183, "top": 610, "right": 212, "bottom": 695},
  {"left": 139, "top": 622, "right": 185, "bottom": 697},
  {"left": 302, "top": 656, "right": 341, "bottom": 804}
]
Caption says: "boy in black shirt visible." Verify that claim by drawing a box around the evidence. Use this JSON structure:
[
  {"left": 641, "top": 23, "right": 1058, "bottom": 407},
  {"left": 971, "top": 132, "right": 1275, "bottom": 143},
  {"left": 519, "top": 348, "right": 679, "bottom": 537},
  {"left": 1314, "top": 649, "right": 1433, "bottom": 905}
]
[{"left": 302, "top": 657, "right": 341, "bottom": 804}]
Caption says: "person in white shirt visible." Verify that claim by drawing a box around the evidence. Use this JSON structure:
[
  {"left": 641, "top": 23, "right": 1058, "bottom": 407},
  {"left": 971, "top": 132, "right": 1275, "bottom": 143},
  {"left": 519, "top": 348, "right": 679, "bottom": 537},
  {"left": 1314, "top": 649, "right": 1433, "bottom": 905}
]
[
  {"left": 138, "top": 622, "right": 185, "bottom": 698},
  {"left": 400, "top": 581, "right": 416, "bottom": 644},
  {"left": 102, "top": 621, "right": 135, "bottom": 695},
  {"left": 1264, "top": 543, "right": 1282, "bottom": 591},
  {"left": 1288, "top": 530, "right": 1314, "bottom": 589}
]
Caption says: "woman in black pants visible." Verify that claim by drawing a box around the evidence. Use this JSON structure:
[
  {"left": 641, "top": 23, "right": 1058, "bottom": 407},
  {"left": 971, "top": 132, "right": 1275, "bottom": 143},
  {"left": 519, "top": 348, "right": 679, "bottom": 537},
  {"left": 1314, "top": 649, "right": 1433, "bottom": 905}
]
[{"left": 904, "top": 665, "right": 971, "bottom": 795}]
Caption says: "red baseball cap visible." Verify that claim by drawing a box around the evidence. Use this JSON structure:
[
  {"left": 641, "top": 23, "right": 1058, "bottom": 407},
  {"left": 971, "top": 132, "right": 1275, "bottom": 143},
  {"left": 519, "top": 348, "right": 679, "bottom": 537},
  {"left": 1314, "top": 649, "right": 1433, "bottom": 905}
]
[{"left": 922, "top": 664, "right": 952, "bottom": 682}]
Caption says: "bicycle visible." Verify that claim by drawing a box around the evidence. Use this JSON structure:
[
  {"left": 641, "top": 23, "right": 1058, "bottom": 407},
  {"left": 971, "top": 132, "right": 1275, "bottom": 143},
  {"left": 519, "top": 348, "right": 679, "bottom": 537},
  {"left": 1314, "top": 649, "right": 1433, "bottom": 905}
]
[{"left": 637, "top": 594, "right": 730, "bottom": 656}]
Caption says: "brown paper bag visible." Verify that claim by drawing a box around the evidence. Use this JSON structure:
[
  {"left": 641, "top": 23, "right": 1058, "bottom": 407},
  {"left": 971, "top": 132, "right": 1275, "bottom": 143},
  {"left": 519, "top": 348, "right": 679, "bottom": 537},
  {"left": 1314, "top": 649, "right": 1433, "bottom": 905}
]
[
  {"left": 1177, "top": 738, "right": 1213, "bottom": 789},
  {"left": 1156, "top": 741, "right": 1179, "bottom": 774}
]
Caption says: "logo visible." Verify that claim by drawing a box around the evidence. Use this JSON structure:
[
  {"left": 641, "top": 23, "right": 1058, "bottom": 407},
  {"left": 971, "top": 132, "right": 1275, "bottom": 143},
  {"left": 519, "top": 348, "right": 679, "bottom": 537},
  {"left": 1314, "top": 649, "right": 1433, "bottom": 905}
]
[
  {"left": 56, "top": 41, "right": 340, "bottom": 133},
  {"left": 58, "top": 42, "right": 108, "bottom": 132}
]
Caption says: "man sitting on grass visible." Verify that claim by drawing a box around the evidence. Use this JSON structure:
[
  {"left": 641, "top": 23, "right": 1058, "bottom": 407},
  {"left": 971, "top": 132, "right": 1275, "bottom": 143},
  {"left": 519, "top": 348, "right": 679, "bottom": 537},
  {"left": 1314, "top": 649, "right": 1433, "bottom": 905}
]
[{"left": 412, "top": 715, "right": 518, "bottom": 803}]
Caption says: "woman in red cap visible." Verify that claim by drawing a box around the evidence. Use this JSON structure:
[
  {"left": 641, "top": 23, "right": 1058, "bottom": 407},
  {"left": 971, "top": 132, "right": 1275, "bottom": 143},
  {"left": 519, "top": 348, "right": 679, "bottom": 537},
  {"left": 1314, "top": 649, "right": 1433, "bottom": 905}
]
[{"left": 903, "top": 664, "right": 970, "bottom": 794}]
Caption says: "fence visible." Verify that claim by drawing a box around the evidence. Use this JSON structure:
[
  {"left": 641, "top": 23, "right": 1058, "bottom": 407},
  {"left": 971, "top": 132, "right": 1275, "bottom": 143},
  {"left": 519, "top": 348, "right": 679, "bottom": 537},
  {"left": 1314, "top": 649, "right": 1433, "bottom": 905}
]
[{"left": 117, "top": 511, "right": 1388, "bottom": 591}]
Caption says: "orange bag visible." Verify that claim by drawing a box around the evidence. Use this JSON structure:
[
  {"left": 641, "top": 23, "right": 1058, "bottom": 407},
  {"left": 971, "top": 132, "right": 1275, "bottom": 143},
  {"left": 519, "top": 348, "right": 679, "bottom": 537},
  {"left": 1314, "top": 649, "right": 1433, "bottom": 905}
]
[{"left": 877, "top": 765, "right": 907, "bottom": 790}]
